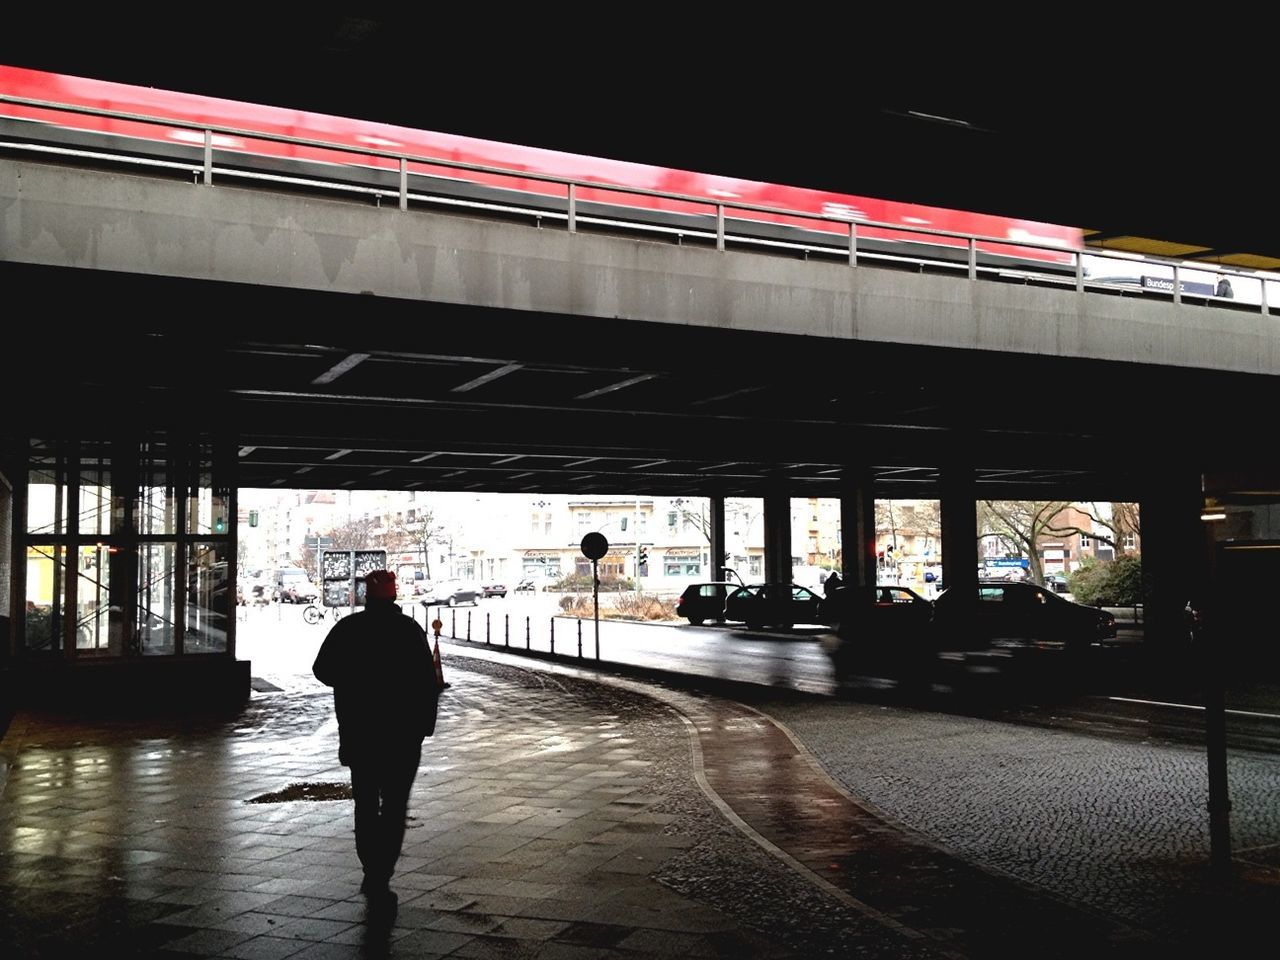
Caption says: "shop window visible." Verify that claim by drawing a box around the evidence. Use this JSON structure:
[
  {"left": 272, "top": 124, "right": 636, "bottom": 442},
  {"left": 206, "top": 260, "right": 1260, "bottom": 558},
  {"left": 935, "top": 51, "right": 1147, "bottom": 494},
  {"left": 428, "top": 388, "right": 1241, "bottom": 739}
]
[
  {"left": 25, "top": 544, "right": 65, "bottom": 654},
  {"left": 187, "top": 542, "right": 229, "bottom": 654},
  {"left": 138, "top": 543, "right": 178, "bottom": 656},
  {"left": 136, "top": 443, "right": 173, "bottom": 534},
  {"left": 75, "top": 543, "right": 115, "bottom": 652},
  {"left": 27, "top": 462, "right": 67, "bottom": 537}
]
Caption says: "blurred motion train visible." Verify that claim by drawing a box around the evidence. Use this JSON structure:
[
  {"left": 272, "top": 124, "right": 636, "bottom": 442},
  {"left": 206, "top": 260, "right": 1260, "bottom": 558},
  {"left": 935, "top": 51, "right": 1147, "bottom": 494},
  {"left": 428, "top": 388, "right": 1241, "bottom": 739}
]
[{"left": 0, "top": 64, "right": 1084, "bottom": 271}]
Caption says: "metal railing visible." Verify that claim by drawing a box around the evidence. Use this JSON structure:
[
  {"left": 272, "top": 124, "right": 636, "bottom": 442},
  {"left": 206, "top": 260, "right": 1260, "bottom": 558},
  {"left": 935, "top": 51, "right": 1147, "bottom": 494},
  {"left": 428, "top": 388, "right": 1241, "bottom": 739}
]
[
  {"left": 3, "top": 91, "right": 1276, "bottom": 314},
  {"left": 410, "top": 603, "right": 601, "bottom": 661}
]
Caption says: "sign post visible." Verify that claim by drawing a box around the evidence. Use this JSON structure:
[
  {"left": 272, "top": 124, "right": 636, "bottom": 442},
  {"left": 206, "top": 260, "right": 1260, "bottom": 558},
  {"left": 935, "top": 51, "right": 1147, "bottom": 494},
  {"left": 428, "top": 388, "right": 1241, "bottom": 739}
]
[
  {"left": 580, "top": 532, "right": 608, "bottom": 661},
  {"left": 319, "top": 548, "right": 388, "bottom": 610}
]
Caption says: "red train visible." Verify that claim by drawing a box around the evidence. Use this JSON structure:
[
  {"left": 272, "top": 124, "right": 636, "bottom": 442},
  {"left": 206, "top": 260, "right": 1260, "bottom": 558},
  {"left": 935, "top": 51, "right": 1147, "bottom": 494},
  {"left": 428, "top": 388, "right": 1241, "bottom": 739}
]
[{"left": 0, "top": 64, "right": 1084, "bottom": 266}]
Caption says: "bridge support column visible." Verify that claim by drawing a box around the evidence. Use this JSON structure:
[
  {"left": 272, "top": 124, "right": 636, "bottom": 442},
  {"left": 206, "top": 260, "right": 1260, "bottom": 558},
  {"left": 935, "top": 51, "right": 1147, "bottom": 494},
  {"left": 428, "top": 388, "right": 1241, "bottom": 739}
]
[
  {"left": 840, "top": 469, "right": 876, "bottom": 588},
  {"left": 1140, "top": 471, "right": 1208, "bottom": 666},
  {"left": 940, "top": 463, "right": 978, "bottom": 602},
  {"left": 763, "top": 487, "right": 792, "bottom": 585},
  {"left": 709, "top": 495, "right": 727, "bottom": 581}
]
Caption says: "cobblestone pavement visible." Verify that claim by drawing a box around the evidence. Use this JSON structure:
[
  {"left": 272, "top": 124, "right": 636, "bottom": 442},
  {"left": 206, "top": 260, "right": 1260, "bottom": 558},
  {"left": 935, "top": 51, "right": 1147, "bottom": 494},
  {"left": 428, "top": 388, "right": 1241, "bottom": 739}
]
[
  {"left": 3, "top": 643, "right": 1278, "bottom": 959},
  {"left": 757, "top": 694, "right": 1280, "bottom": 948}
]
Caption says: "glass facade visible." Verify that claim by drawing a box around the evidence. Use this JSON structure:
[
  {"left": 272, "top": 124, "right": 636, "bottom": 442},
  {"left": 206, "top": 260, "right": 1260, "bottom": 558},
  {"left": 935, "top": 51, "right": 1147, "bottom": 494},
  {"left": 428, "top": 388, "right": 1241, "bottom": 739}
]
[
  {"left": 74, "top": 543, "right": 114, "bottom": 652},
  {"left": 138, "top": 542, "right": 178, "bottom": 656},
  {"left": 25, "top": 544, "right": 65, "bottom": 653},
  {"left": 187, "top": 542, "right": 230, "bottom": 653},
  {"left": 14, "top": 438, "right": 236, "bottom": 662}
]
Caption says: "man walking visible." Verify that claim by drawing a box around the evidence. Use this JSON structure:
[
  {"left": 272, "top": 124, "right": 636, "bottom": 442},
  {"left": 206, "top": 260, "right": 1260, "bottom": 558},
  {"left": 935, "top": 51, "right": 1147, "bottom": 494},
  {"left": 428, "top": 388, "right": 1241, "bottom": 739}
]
[{"left": 313, "top": 570, "right": 441, "bottom": 912}]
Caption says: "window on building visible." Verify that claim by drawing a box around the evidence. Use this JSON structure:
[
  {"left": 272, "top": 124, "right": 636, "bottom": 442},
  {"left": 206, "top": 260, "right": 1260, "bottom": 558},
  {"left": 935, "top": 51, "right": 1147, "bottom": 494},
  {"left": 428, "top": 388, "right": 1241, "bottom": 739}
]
[
  {"left": 531, "top": 513, "right": 540, "bottom": 536},
  {"left": 748, "top": 556, "right": 763, "bottom": 577},
  {"left": 668, "top": 511, "right": 678, "bottom": 531},
  {"left": 544, "top": 513, "right": 552, "bottom": 534},
  {"left": 1080, "top": 535, "right": 1091, "bottom": 549},
  {"left": 577, "top": 512, "right": 592, "bottom": 534},
  {"left": 407, "top": 509, "right": 416, "bottom": 523},
  {"left": 1123, "top": 534, "right": 1136, "bottom": 549},
  {"left": 664, "top": 560, "right": 701, "bottom": 577}
]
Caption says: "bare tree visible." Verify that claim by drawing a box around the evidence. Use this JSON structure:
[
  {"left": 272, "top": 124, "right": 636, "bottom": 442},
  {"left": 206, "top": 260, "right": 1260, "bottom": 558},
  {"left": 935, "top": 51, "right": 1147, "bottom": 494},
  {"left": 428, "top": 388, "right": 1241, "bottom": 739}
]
[
  {"left": 977, "top": 500, "right": 1075, "bottom": 585},
  {"left": 297, "top": 541, "right": 319, "bottom": 582},
  {"left": 1045, "top": 502, "right": 1141, "bottom": 557},
  {"left": 875, "top": 500, "right": 901, "bottom": 554},
  {"left": 874, "top": 500, "right": 941, "bottom": 577},
  {"left": 387, "top": 507, "right": 449, "bottom": 579},
  {"left": 675, "top": 500, "right": 711, "bottom": 545}
]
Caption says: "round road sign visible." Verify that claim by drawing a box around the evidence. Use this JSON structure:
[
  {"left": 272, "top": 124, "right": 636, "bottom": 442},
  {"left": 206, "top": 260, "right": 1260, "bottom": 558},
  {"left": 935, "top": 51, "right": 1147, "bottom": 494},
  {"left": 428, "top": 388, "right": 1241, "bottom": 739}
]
[{"left": 580, "top": 532, "right": 608, "bottom": 560}]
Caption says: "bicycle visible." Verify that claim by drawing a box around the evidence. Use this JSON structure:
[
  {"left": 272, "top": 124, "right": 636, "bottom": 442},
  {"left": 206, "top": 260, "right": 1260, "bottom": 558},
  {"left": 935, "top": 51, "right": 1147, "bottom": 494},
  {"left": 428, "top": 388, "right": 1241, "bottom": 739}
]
[{"left": 302, "top": 604, "right": 344, "bottom": 625}]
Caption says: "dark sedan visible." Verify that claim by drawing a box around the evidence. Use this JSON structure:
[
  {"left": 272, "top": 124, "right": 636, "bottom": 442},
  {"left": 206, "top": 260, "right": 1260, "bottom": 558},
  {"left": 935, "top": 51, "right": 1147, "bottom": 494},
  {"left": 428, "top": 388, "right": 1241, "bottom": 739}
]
[
  {"left": 931, "top": 580, "right": 1116, "bottom": 653},
  {"left": 675, "top": 582, "right": 737, "bottom": 625},
  {"left": 819, "top": 585, "right": 935, "bottom": 677},
  {"left": 723, "top": 583, "right": 825, "bottom": 630},
  {"left": 419, "top": 580, "right": 480, "bottom": 607}
]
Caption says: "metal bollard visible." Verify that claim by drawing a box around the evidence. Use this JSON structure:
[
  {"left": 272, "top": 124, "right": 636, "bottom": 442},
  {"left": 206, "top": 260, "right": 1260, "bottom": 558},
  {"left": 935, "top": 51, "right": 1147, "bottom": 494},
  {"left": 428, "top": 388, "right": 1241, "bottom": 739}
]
[
  {"left": 486, "top": 612, "right": 491, "bottom": 645},
  {"left": 505, "top": 614, "right": 509, "bottom": 648},
  {"left": 452, "top": 608, "right": 456, "bottom": 637},
  {"left": 578, "top": 619, "right": 582, "bottom": 658},
  {"left": 467, "top": 611, "right": 471, "bottom": 641},
  {"left": 550, "top": 618, "right": 555, "bottom": 654},
  {"left": 526, "top": 616, "right": 531, "bottom": 650}
]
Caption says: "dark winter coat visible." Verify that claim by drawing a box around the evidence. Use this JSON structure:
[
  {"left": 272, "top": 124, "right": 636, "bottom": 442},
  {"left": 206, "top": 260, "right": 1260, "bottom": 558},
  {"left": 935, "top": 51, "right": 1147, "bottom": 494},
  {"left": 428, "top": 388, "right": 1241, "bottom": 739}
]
[{"left": 312, "top": 601, "right": 441, "bottom": 766}]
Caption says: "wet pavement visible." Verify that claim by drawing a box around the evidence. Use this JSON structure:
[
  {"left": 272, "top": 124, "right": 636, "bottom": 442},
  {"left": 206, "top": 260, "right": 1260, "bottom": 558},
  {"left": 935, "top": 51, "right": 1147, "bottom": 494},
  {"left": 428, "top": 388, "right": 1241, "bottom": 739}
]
[{"left": 1, "top": 637, "right": 1277, "bottom": 958}]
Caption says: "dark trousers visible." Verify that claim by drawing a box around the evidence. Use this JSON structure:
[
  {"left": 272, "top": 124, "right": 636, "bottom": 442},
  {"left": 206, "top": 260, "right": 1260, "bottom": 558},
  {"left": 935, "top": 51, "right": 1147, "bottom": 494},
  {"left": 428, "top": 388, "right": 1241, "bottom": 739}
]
[{"left": 349, "top": 749, "right": 421, "bottom": 888}]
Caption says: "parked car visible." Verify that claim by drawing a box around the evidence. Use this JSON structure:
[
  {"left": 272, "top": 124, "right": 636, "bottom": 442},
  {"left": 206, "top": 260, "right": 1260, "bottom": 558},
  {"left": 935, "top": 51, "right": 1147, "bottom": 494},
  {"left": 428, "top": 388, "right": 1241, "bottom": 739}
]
[
  {"left": 1043, "top": 574, "right": 1071, "bottom": 595},
  {"left": 819, "top": 585, "right": 935, "bottom": 677},
  {"left": 675, "top": 582, "right": 738, "bottom": 625},
  {"left": 931, "top": 580, "right": 1116, "bottom": 653},
  {"left": 481, "top": 582, "right": 507, "bottom": 598},
  {"left": 419, "top": 580, "right": 479, "bottom": 607},
  {"left": 723, "top": 583, "right": 825, "bottom": 630},
  {"left": 278, "top": 582, "right": 318, "bottom": 604}
]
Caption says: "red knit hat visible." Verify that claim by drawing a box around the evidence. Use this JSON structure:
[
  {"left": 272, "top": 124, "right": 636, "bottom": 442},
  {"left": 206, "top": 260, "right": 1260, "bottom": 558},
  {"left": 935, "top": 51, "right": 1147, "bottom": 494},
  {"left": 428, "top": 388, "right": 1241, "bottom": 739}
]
[{"left": 365, "top": 570, "right": 398, "bottom": 601}]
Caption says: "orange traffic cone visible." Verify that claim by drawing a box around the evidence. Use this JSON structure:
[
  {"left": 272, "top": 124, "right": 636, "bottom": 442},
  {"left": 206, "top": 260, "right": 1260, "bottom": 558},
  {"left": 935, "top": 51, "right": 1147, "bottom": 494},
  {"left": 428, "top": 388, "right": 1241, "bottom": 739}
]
[{"left": 432, "top": 636, "right": 449, "bottom": 690}]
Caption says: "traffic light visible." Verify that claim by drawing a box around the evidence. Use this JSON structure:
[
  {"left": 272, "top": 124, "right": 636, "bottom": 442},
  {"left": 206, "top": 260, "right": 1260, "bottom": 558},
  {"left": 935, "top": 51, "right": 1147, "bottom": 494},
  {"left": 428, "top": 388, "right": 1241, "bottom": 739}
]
[
  {"left": 638, "top": 545, "right": 648, "bottom": 565},
  {"left": 214, "top": 515, "right": 226, "bottom": 534}
]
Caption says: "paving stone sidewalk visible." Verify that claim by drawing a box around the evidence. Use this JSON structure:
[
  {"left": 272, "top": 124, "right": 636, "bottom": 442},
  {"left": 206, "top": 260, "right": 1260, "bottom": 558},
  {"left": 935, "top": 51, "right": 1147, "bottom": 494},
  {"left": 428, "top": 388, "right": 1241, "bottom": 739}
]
[
  {"left": 5, "top": 647, "right": 1275, "bottom": 959},
  {"left": 0, "top": 656, "right": 941, "bottom": 959}
]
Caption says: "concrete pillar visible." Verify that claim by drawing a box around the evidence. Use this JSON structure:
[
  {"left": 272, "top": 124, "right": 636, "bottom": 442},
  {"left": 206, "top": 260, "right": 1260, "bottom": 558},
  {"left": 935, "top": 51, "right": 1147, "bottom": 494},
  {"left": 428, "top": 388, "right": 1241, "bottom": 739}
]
[
  {"left": 763, "top": 487, "right": 792, "bottom": 584},
  {"left": 709, "top": 495, "right": 727, "bottom": 581},
  {"left": 940, "top": 463, "right": 978, "bottom": 600},
  {"left": 1140, "top": 471, "right": 1208, "bottom": 660},
  {"left": 840, "top": 468, "right": 876, "bottom": 588}
]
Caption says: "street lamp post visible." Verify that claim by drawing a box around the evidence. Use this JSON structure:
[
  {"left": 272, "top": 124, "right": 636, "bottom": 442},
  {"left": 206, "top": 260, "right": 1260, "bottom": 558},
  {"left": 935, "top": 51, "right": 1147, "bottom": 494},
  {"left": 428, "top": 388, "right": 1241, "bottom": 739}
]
[{"left": 635, "top": 497, "right": 641, "bottom": 589}]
